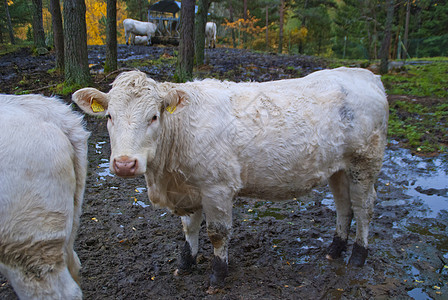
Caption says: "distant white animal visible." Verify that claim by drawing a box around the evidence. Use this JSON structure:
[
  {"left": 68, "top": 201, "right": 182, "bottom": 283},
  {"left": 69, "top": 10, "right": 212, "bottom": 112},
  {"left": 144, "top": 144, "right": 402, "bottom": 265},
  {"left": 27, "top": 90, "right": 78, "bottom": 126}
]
[
  {"left": 0, "top": 94, "right": 89, "bottom": 299},
  {"left": 123, "top": 18, "right": 157, "bottom": 45},
  {"left": 205, "top": 22, "right": 217, "bottom": 48},
  {"left": 131, "top": 34, "right": 149, "bottom": 46},
  {"left": 72, "top": 67, "right": 388, "bottom": 290}
]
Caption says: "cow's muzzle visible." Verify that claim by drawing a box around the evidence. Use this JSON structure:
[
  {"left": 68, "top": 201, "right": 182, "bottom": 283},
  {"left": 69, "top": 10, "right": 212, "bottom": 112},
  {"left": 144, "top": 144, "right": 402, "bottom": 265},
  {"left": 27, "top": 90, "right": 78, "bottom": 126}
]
[{"left": 113, "top": 156, "right": 138, "bottom": 177}]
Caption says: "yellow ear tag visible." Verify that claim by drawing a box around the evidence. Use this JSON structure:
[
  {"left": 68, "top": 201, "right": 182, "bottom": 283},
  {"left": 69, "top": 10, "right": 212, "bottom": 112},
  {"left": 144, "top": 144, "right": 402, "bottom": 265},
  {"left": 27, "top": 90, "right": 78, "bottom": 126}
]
[
  {"left": 166, "top": 105, "right": 177, "bottom": 114},
  {"left": 91, "top": 100, "right": 104, "bottom": 113}
]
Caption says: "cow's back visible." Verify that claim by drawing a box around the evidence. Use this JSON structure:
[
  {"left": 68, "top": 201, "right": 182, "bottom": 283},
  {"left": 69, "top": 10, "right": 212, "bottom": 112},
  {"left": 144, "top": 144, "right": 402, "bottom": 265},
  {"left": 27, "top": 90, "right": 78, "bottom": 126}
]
[{"left": 180, "top": 68, "right": 388, "bottom": 200}]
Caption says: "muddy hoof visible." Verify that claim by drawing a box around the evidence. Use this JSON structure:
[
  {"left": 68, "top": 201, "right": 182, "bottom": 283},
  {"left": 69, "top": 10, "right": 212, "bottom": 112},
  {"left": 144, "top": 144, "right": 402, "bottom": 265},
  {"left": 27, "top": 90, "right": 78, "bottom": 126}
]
[
  {"left": 209, "top": 256, "right": 228, "bottom": 289},
  {"left": 178, "top": 241, "right": 196, "bottom": 273},
  {"left": 326, "top": 236, "right": 347, "bottom": 260},
  {"left": 348, "top": 243, "right": 368, "bottom": 267}
]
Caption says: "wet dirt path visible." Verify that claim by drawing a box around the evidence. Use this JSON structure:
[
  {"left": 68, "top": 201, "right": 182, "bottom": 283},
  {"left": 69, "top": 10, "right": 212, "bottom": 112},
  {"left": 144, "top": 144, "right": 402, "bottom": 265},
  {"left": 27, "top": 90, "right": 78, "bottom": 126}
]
[{"left": 0, "top": 46, "right": 447, "bottom": 299}]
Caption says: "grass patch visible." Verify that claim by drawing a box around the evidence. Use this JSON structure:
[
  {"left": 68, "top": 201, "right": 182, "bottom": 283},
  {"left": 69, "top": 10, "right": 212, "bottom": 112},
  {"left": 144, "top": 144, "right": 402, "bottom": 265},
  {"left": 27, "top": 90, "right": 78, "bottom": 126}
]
[
  {"left": 388, "top": 99, "right": 447, "bottom": 153},
  {"left": 51, "top": 82, "right": 84, "bottom": 96},
  {"left": 382, "top": 61, "right": 448, "bottom": 98}
]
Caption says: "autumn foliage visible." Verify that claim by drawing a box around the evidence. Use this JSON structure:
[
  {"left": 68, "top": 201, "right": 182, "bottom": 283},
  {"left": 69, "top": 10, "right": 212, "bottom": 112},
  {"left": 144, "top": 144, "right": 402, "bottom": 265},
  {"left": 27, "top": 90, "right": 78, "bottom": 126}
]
[
  {"left": 85, "top": 0, "right": 128, "bottom": 45},
  {"left": 223, "top": 11, "right": 265, "bottom": 45}
]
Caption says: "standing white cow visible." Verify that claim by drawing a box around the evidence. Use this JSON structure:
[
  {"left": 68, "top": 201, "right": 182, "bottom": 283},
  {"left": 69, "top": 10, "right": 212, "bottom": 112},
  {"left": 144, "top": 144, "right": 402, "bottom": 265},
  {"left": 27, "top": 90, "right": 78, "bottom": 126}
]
[
  {"left": 123, "top": 18, "right": 157, "bottom": 46},
  {"left": 72, "top": 67, "right": 388, "bottom": 291},
  {"left": 0, "top": 94, "right": 89, "bottom": 299},
  {"left": 205, "top": 22, "right": 217, "bottom": 48}
]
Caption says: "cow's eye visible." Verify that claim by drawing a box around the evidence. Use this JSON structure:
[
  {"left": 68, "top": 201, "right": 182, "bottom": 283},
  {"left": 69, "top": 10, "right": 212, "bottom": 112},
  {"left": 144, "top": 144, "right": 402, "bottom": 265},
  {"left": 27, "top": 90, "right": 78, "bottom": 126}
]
[
  {"left": 151, "top": 115, "right": 158, "bottom": 123},
  {"left": 107, "top": 114, "right": 112, "bottom": 120}
]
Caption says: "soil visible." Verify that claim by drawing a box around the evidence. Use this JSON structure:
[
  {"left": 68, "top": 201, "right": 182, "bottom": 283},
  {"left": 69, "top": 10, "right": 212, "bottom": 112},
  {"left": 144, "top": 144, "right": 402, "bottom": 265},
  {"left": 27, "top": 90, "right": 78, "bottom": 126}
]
[{"left": 0, "top": 45, "right": 447, "bottom": 299}]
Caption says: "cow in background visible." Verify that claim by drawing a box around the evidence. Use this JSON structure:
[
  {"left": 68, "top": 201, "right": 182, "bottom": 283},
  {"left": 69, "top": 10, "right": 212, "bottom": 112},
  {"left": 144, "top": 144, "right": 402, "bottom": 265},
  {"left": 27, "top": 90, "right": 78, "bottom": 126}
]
[
  {"left": 123, "top": 18, "right": 157, "bottom": 46},
  {"left": 205, "top": 22, "right": 217, "bottom": 48},
  {"left": 0, "top": 94, "right": 89, "bottom": 299},
  {"left": 130, "top": 34, "right": 149, "bottom": 46},
  {"left": 72, "top": 68, "right": 388, "bottom": 291}
]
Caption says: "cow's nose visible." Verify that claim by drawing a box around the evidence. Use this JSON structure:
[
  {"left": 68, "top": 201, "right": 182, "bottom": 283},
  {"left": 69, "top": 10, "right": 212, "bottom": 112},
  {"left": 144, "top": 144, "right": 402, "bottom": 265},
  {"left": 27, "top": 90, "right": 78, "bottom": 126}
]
[{"left": 113, "top": 156, "right": 138, "bottom": 177}]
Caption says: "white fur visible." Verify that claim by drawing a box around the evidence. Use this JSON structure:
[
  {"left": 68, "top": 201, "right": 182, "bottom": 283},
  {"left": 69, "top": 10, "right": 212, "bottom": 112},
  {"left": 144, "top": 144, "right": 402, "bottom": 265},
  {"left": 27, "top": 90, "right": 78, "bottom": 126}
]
[
  {"left": 205, "top": 22, "right": 217, "bottom": 48},
  {"left": 0, "top": 94, "right": 89, "bottom": 299},
  {"left": 131, "top": 34, "right": 149, "bottom": 45},
  {"left": 123, "top": 18, "right": 157, "bottom": 46},
  {"left": 73, "top": 67, "right": 388, "bottom": 267}
]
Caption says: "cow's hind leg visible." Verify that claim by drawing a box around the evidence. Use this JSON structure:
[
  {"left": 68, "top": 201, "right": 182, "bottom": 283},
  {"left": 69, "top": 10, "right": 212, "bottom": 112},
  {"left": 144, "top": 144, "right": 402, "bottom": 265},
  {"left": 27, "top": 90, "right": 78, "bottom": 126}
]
[
  {"left": 327, "top": 170, "right": 353, "bottom": 260},
  {"left": 202, "top": 185, "right": 234, "bottom": 290},
  {"left": 347, "top": 150, "right": 383, "bottom": 266},
  {"left": 178, "top": 209, "right": 203, "bottom": 273}
]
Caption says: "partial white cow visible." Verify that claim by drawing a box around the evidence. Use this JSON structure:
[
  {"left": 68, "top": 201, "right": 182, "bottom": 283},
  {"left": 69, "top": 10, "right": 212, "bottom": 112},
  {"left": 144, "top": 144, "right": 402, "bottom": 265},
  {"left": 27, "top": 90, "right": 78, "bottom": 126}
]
[
  {"left": 72, "top": 67, "right": 388, "bottom": 290},
  {"left": 123, "top": 18, "right": 157, "bottom": 46},
  {"left": 130, "top": 34, "right": 149, "bottom": 46},
  {"left": 0, "top": 94, "right": 89, "bottom": 299},
  {"left": 205, "top": 22, "right": 217, "bottom": 48}
]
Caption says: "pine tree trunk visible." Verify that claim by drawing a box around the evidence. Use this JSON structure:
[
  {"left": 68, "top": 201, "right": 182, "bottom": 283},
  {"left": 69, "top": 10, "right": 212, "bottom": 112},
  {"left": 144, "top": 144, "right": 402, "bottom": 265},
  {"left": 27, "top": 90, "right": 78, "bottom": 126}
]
[
  {"left": 175, "top": 0, "right": 195, "bottom": 82},
  {"left": 194, "top": 0, "right": 210, "bottom": 66},
  {"left": 105, "top": 0, "right": 118, "bottom": 73},
  {"left": 63, "top": 0, "right": 90, "bottom": 86},
  {"left": 379, "top": 0, "right": 394, "bottom": 74},
  {"left": 265, "top": 6, "right": 269, "bottom": 52},
  {"left": 228, "top": 0, "right": 236, "bottom": 48},
  {"left": 49, "top": 0, "right": 64, "bottom": 71},
  {"left": 402, "top": 0, "right": 411, "bottom": 60},
  {"left": 31, "top": 0, "right": 46, "bottom": 50},
  {"left": 279, "top": 0, "right": 285, "bottom": 54},
  {"left": 3, "top": 0, "right": 15, "bottom": 44}
]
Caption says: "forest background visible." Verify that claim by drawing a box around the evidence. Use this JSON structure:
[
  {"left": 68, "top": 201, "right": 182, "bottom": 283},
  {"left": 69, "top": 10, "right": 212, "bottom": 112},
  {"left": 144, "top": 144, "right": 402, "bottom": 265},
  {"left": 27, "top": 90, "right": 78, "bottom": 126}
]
[{"left": 1, "top": 0, "right": 447, "bottom": 60}]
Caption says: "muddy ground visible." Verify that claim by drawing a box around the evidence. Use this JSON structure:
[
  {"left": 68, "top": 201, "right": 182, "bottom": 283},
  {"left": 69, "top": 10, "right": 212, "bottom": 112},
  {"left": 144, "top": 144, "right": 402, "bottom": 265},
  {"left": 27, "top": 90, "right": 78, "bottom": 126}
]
[{"left": 0, "top": 45, "right": 447, "bottom": 299}]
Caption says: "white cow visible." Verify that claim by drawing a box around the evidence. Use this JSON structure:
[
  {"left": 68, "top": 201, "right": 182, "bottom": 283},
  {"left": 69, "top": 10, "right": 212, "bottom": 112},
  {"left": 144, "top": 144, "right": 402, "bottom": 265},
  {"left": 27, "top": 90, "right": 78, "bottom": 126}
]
[
  {"left": 130, "top": 34, "right": 149, "bottom": 46},
  {"left": 0, "top": 94, "right": 89, "bottom": 299},
  {"left": 123, "top": 18, "right": 157, "bottom": 46},
  {"left": 205, "top": 22, "right": 217, "bottom": 48},
  {"left": 72, "top": 67, "right": 388, "bottom": 290}
]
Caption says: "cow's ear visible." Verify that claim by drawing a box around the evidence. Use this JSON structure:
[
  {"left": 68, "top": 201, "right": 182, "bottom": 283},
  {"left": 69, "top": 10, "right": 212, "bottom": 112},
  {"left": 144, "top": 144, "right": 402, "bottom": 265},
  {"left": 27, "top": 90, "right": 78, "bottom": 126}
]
[
  {"left": 162, "top": 89, "right": 188, "bottom": 115},
  {"left": 72, "top": 88, "right": 109, "bottom": 117}
]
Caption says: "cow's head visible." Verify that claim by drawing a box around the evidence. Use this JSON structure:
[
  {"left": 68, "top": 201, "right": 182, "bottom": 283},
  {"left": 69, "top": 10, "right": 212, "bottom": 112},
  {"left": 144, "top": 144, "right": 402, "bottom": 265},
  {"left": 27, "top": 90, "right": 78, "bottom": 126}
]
[{"left": 72, "top": 71, "right": 186, "bottom": 178}]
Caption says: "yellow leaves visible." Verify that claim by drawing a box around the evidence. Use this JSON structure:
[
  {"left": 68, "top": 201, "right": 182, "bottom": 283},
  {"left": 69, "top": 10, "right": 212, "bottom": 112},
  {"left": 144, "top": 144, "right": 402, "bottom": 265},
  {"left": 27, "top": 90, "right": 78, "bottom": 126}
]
[
  {"left": 85, "top": 0, "right": 107, "bottom": 45},
  {"left": 223, "top": 11, "right": 266, "bottom": 36},
  {"left": 85, "top": 0, "right": 128, "bottom": 45}
]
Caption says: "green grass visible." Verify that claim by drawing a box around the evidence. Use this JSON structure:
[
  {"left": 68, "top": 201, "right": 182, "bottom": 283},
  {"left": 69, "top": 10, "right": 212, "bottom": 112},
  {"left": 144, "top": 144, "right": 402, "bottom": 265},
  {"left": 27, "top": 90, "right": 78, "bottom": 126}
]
[
  {"left": 0, "top": 41, "right": 33, "bottom": 56},
  {"left": 382, "top": 61, "right": 448, "bottom": 98}
]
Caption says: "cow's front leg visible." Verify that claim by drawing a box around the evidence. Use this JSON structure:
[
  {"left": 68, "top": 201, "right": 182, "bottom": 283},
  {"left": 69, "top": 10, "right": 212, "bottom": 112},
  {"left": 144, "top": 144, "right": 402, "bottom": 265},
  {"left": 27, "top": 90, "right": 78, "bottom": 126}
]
[
  {"left": 178, "top": 209, "right": 203, "bottom": 273},
  {"left": 202, "top": 186, "right": 234, "bottom": 290}
]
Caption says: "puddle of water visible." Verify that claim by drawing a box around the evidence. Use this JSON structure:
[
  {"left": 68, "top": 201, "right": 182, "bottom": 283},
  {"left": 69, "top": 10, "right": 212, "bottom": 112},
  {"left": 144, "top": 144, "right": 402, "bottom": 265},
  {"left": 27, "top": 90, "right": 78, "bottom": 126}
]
[
  {"left": 381, "top": 147, "right": 448, "bottom": 218},
  {"left": 97, "top": 160, "right": 114, "bottom": 180},
  {"left": 407, "top": 287, "right": 432, "bottom": 300},
  {"left": 133, "top": 200, "right": 150, "bottom": 208},
  {"left": 95, "top": 141, "right": 107, "bottom": 154}
]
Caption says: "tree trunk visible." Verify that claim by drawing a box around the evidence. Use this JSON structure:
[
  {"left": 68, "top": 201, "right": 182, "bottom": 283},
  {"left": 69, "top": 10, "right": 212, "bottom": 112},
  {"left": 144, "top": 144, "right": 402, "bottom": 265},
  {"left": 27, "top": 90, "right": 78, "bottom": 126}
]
[
  {"left": 279, "top": 0, "right": 285, "bottom": 54},
  {"left": 379, "top": 0, "right": 394, "bottom": 74},
  {"left": 105, "top": 0, "right": 118, "bottom": 73},
  {"left": 49, "top": 0, "right": 64, "bottom": 71},
  {"left": 265, "top": 5, "right": 268, "bottom": 52},
  {"left": 31, "top": 0, "right": 46, "bottom": 49},
  {"left": 175, "top": 0, "right": 195, "bottom": 82},
  {"left": 194, "top": 0, "right": 210, "bottom": 66},
  {"left": 242, "top": 0, "right": 247, "bottom": 47},
  {"left": 63, "top": 0, "right": 91, "bottom": 86},
  {"left": 298, "top": 0, "right": 309, "bottom": 54},
  {"left": 402, "top": 0, "right": 411, "bottom": 60},
  {"left": 228, "top": 0, "right": 236, "bottom": 48},
  {"left": 3, "top": 0, "right": 15, "bottom": 44}
]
